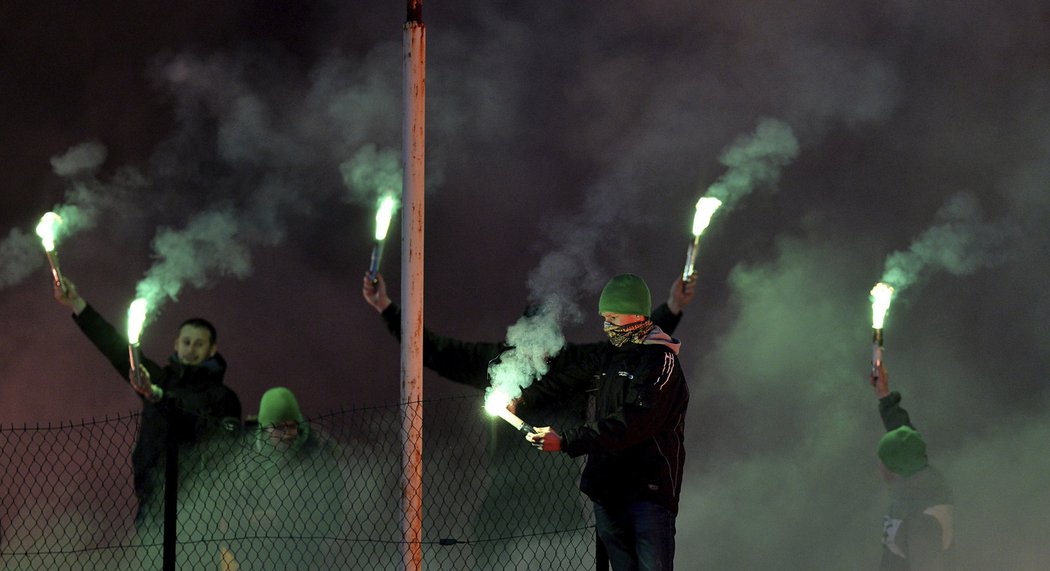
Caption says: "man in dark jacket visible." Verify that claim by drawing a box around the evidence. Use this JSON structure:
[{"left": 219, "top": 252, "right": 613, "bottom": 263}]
[
  {"left": 54, "top": 276, "right": 242, "bottom": 519},
  {"left": 360, "top": 271, "right": 696, "bottom": 390},
  {"left": 522, "top": 273, "right": 689, "bottom": 571},
  {"left": 872, "top": 362, "right": 955, "bottom": 571}
]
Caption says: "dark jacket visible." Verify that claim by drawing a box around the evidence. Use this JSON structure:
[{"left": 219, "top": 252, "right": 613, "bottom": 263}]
[
  {"left": 517, "top": 330, "right": 689, "bottom": 514},
  {"left": 878, "top": 392, "right": 955, "bottom": 571},
  {"left": 379, "top": 302, "right": 685, "bottom": 390},
  {"left": 73, "top": 304, "right": 242, "bottom": 504}
]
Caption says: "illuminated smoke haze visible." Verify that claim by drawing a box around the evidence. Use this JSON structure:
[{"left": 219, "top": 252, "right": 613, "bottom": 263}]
[{"left": 2, "top": 1, "right": 1050, "bottom": 569}]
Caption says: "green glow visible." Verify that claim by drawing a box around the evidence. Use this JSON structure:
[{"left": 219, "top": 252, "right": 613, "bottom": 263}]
[
  {"left": 483, "top": 389, "right": 511, "bottom": 417},
  {"left": 691, "top": 197, "right": 723, "bottom": 237},
  {"left": 374, "top": 196, "right": 397, "bottom": 241},
  {"left": 126, "top": 298, "right": 149, "bottom": 345},
  {"left": 870, "top": 282, "right": 894, "bottom": 329},
  {"left": 35, "top": 212, "right": 62, "bottom": 252}
]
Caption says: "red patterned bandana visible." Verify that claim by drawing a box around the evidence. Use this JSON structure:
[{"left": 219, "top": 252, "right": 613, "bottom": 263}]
[{"left": 603, "top": 319, "right": 654, "bottom": 347}]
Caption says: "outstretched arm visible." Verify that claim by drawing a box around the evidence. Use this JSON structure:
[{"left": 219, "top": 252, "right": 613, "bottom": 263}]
[{"left": 873, "top": 363, "right": 915, "bottom": 431}]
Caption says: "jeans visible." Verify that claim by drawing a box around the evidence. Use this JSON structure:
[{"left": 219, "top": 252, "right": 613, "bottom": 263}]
[{"left": 594, "top": 500, "right": 677, "bottom": 571}]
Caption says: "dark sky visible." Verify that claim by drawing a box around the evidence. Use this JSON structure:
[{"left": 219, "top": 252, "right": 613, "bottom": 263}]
[{"left": 3, "top": 1, "right": 1049, "bottom": 568}]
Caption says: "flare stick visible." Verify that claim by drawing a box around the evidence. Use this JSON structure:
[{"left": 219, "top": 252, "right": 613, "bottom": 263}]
[
  {"left": 493, "top": 407, "right": 536, "bottom": 435},
  {"left": 126, "top": 299, "right": 149, "bottom": 386},
  {"left": 682, "top": 197, "right": 723, "bottom": 281},
  {"left": 869, "top": 282, "right": 894, "bottom": 385},
  {"left": 35, "top": 212, "right": 66, "bottom": 294}
]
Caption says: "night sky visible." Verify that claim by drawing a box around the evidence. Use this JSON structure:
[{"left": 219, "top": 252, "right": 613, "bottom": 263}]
[{"left": 3, "top": 1, "right": 1049, "bottom": 568}]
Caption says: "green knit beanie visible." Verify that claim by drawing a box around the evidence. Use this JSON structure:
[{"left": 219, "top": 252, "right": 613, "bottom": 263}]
[
  {"left": 258, "top": 387, "right": 304, "bottom": 428},
  {"left": 598, "top": 274, "right": 652, "bottom": 317},
  {"left": 877, "top": 425, "right": 928, "bottom": 476}
]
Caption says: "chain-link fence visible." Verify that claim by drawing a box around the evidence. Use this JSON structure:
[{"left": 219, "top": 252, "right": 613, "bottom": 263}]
[{"left": 1, "top": 394, "right": 600, "bottom": 570}]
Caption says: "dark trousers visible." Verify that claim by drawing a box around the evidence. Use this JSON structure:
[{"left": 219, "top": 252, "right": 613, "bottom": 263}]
[{"left": 593, "top": 500, "right": 676, "bottom": 571}]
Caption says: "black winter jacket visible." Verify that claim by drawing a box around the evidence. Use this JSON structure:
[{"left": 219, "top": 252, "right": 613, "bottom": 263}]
[
  {"left": 73, "top": 305, "right": 242, "bottom": 503},
  {"left": 517, "top": 332, "right": 688, "bottom": 514}
]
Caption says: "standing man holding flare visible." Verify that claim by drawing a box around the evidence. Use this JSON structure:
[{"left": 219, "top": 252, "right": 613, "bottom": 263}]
[
  {"left": 53, "top": 276, "right": 242, "bottom": 519},
  {"left": 519, "top": 273, "right": 689, "bottom": 571}
]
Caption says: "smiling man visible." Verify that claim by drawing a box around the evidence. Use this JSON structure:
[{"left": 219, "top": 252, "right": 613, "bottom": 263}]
[
  {"left": 54, "top": 276, "right": 242, "bottom": 520},
  {"left": 520, "top": 273, "right": 690, "bottom": 571}
]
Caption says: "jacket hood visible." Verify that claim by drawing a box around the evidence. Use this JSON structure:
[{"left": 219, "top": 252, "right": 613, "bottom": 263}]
[{"left": 643, "top": 326, "right": 681, "bottom": 355}]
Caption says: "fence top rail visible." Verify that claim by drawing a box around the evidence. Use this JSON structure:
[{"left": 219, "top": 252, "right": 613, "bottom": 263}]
[{"left": 0, "top": 391, "right": 484, "bottom": 432}]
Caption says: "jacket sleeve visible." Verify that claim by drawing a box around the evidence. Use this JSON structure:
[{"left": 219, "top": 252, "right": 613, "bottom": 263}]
[
  {"left": 73, "top": 304, "right": 163, "bottom": 386},
  {"left": 878, "top": 391, "right": 915, "bottom": 432},
  {"left": 381, "top": 303, "right": 505, "bottom": 390},
  {"left": 561, "top": 348, "right": 687, "bottom": 457},
  {"left": 516, "top": 344, "right": 601, "bottom": 411},
  {"left": 651, "top": 302, "right": 682, "bottom": 336}
]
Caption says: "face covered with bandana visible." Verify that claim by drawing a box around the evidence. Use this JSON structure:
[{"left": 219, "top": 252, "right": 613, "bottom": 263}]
[{"left": 601, "top": 312, "right": 654, "bottom": 347}]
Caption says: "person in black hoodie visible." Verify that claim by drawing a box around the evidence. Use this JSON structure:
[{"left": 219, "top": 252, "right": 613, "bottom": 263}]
[
  {"left": 872, "top": 362, "right": 955, "bottom": 571},
  {"left": 522, "top": 273, "right": 689, "bottom": 571},
  {"left": 54, "top": 276, "right": 242, "bottom": 520}
]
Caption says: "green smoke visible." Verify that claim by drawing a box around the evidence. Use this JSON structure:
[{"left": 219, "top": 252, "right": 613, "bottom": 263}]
[
  {"left": 339, "top": 144, "right": 402, "bottom": 206},
  {"left": 0, "top": 141, "right": 145, "bottom": 290},
  {"left": 705, "top": 118, "right": 800, "bottom": 208},
  {"left": 881, "top": 193, "right": 1014, "bottom": 294},
  {"left": 135, "top": 210, "right": 252, "bottom": 320}
]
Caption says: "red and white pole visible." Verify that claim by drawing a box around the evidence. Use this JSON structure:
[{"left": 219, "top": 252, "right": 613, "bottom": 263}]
[{"left": 400, "top": 2, "right": 425, "bottom": 569}]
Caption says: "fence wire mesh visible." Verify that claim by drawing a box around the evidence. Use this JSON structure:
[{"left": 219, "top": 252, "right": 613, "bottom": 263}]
[{"left": 1, "top": 394, "right": 598, "bottom": 570}]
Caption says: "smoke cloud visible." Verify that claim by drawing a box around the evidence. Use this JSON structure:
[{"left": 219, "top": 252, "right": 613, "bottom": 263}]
[
  {"left": 4, "top": 2, "right": 1050, "bottom": 569},
  {"left": 339, "top": 144, "right": 403, "bottom": 207},
  {"left": 134, "top": 210, "right": 252, "bottom": 314},
  {"left": 0, "top": 141, "right": 143, "bottom": 290},
  {"left": 881, "top": 192, "right": 1016, "bottom": 294},
  {"left": 704, "top": 118, "right": 800, "bottom": 209}
]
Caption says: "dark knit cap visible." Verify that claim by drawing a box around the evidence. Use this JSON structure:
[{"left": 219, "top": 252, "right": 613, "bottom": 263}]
[
  {"left": 598, "top": 274, "right": 652, "bottom": 317},
  {"left": 877, "top": 425, "right": 929, "bottom": 476}
]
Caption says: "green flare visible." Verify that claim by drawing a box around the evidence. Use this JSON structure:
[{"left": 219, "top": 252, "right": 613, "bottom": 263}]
[
  {"left": 126, "top": 298, "right": 149, "bottom": 344},
  {"left": 375, "top": 196, "right": 397, "bottom": 241},
  {"left": 35, "top": 212, "right": 62, "bottom": 252},
  {"left": 870, "top": 282, "right": 894, "bottom": 329}
]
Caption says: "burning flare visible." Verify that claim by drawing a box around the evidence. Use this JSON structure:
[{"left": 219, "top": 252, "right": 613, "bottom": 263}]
[
  {"left": 682, "top": 197, "right": 723, "bottom": 281},
  {"left": 126, "top": 298, "right": 148, "bottom": 384},
  {"left": 869, "top": 282, "right": 894, "bottom": 384},
  {"left": 127, "top": 298, "right": 149, "bottom": 345},
  {"left": 484, "top": 388, "right": 535, "bottom": 435},
  {"left": 374, "top": 195, "right": 396, "bottom": 241},
  {"left": 870, "top": 282, "right": 894, "bottom": 330},
  {"left": 691, "top": 197, "right": 723, "bottom": 237},
  {"left": 35, "top": 212, "right": 62, "bottom": 252},
  {"left": 368, "top": 195, "right": 398, "bottom": 282},
  {"left": 35, "top": 212, "right": 66, "bottom": 292}
]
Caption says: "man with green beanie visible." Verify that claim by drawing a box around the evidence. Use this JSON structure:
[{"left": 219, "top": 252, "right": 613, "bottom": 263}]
[
  {"left": 222, "top": 387, "right": 350, "bottom": 571},
  {"left": 257, "top": 387, "right": 309, "bottom": 452},
  {"left": 872, "top": 363, "right": 955, "bottom": 571},
  {"left": 520, "top": 273, "right": 689, "bottom": 571}
]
